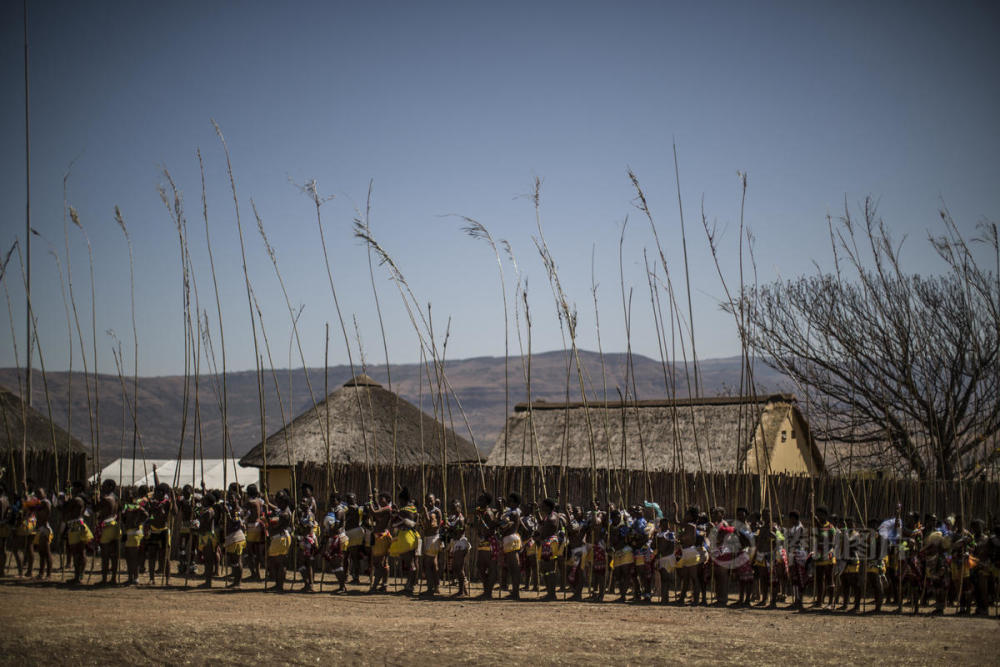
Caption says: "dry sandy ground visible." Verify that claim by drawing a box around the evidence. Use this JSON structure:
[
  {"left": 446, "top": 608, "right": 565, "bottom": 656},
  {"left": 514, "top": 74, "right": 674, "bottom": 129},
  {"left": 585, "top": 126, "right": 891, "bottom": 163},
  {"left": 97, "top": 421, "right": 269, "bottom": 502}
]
[{"left": 0, "top": 576, "right": 997, "bottom": 666}]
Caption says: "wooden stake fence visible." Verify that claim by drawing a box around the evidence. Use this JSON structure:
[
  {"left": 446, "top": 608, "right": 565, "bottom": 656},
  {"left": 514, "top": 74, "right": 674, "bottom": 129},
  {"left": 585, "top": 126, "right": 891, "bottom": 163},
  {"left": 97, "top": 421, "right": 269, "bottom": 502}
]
[{"left": 289, "top": 463, "right": 1000, "bottom": 519}]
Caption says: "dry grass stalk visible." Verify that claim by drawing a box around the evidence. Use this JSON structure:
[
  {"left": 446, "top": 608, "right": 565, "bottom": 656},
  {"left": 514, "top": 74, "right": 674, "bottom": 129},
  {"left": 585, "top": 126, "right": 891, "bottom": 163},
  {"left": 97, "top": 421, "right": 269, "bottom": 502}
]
[
  {"left": 353, "top": 224, "right": 488, "bottom": 491},
  {"left": 519, "top": 280, "right": 547, "bottom": 499},
  {"left": 324, "top": 322, "right": 332, "bottom": 492},
  {"left": 418, "top": 344, "right": 427, "bottom": 499},
  {"left": 16, "top": 237, "right": 63, "bottom": 491},
  {"left": 672, "top": 144, "right": 701, "bottom": 397},
  {"left": 0, "top": 273, "right": 23, "bottom": 486},
  {"left": 352, "top": 314, "right": 377, "bottom": 486},
  {"left": 66, "top": 206, "right": 100, "bottom": 485},
  {"left": 246, "top": 283, "right": 296, "bottom": 499},
  {"left": 1, "top": 240, "right": 30, "bottom": 491},
  {"left": 529, "top": 179, "right": 598, "bottom": 501},
  {"left": 113, "top": 206, "right": 142, "bottom": 488},
  {"left": 253, "top": 199, "right": 334, "bottom": 493},
  {"left": 591, "top": 245, "right": 617, "bottom": 504},
  {"left": 427, "top": 307, "right": 450, "bottom": 510},
  {"left": 37, "top": 232, "right": 74, "bottom": 488},
  {"left": 357, "top": 183, "right": 401, "bottom": 493},
  {"left": 628, "top": 169, "right": 712, "bottom": 507},
  {"left": 64, "top": 197, "right": 99, "bottom": 487},
  {"left": 697, "top": 176, "right": 765, "bottom": 478},
  {"left": 459, "top": 216, "right": 512, "bottom": 493},
  {"left": 196, "top": 149, "right": 230, "bottom": 488},
  {"left": 108, "top": 329, "right": 148, "bottom": 480},
  {"left": 58, "top": 168, "right": 85, "bottom": 487},
  {"left": 649, "top": 261, "right": 687, "bottom": 507},
  {"left": 210, "top": 124, "right": 255, "bottom": 514},
  {"left": 300, "top": 179, "right": 371, "bottom": 495},
  {"left": 158, "top": 169, "right": 195, "bottom": 491},
  {"left": 502, "top": 243, "right": 545, "bottom": 499}
]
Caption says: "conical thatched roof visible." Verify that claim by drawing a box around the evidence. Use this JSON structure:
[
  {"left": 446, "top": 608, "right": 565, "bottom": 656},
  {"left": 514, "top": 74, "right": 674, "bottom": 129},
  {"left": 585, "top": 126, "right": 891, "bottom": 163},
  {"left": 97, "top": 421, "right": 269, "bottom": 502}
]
[
  {"left": 487, "top": 393, "right": 824, "bottom": 474},
  {"left": 239, "top": 375, "right": 480, "bottom": 467},
  {"left": 0, "top": 386, "right": 88, "bottom": 456}
]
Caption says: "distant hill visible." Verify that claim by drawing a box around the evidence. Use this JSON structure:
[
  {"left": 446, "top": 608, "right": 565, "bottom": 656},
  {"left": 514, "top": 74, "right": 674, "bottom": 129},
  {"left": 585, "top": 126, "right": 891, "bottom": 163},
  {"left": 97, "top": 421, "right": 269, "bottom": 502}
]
[{"left": 0, "top": 351, "right": 791, "bottom": 465}]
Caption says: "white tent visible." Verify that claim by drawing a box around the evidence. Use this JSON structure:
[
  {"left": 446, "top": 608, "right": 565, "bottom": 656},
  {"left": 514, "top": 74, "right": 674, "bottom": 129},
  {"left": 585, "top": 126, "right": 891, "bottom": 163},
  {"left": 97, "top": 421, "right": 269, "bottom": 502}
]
[{"left": 91, "top": 458, "right": 256, "bottom": 490}]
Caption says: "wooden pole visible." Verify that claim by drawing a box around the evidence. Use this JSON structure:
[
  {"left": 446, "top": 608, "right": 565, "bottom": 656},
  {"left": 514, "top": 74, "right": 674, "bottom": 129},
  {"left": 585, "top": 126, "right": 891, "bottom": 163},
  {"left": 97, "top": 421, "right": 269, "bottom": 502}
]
[{"left": 23, "top": 0, "right": 31, "bottom": 412}]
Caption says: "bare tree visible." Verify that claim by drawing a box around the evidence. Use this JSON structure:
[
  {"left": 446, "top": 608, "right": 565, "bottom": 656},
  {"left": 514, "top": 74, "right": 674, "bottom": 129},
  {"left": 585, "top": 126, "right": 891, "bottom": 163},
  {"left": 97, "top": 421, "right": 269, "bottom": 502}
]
[{"left": 738, "top": 198, "right": 999, "bottom": 480}]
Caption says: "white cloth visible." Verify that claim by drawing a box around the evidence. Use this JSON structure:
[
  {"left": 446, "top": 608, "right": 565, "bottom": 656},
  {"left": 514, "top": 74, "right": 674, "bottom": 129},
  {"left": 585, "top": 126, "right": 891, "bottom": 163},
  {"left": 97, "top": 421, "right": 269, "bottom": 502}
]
[
  {"left": 680, "top": 545, "right": 706, "bottom": 567},
  {"left": 423, "top": 534, "right": 442, "bottom": 556},
  {"left": 346, "top": 526, "right": 366, "bottom": 547},
  {"left": 502, "top": 533, "right": 523, "bottom": 554},
  {"left": 225, "top": 529, "right": 246, "bottom": 546},
  {"left": 658, "top": 553, "right": 678, "bottom": 572}
]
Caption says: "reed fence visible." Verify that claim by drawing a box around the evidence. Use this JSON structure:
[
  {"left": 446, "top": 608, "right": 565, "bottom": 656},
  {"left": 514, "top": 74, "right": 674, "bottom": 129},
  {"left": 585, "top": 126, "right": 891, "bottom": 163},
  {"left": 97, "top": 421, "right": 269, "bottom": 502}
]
[{"left": 291, "top": 462, "right": 999, "bottom": 521}]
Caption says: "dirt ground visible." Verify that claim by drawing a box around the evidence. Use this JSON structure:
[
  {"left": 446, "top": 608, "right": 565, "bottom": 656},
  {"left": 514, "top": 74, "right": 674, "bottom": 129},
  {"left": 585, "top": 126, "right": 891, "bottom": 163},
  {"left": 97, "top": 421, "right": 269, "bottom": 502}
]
[{"left": 1, "top": 571, "right": 997, "bottom": 667}]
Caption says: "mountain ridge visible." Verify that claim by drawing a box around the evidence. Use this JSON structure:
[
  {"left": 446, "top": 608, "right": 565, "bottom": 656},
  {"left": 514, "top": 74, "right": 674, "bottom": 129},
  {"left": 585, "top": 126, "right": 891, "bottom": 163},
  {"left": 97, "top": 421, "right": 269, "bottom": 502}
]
[{"left": 0, "top": 350, "right": 792, "bottom": 465}]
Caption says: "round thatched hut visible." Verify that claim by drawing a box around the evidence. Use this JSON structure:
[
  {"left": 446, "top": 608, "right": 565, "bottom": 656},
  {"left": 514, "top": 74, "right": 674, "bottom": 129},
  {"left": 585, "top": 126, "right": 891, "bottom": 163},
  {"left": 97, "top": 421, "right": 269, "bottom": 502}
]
[
  {"left": 0, "top": 386, "right": 89, "bottom": 494},
  {"left": 239, "top": 375, "right": 480, "bottom": 493}
]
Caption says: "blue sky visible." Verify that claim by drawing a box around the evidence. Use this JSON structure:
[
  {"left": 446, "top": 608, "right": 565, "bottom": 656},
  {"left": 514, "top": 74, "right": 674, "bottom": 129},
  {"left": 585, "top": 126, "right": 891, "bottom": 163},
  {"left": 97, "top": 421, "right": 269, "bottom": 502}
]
[{"left": 1, "top": 1, "right": 997, "bottom": 376}]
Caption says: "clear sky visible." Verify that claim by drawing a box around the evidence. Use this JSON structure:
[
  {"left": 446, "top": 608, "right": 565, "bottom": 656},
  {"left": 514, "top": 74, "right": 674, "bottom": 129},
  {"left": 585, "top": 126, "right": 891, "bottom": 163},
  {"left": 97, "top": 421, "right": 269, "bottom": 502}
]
[{"left": 1, "top": 1, "right": 997, "bottom": 377}]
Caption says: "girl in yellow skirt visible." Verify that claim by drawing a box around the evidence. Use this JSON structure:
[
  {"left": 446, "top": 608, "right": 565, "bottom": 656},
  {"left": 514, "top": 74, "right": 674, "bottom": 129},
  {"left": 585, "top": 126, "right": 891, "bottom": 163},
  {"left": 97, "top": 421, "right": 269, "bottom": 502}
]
[
  {"left": 267, "top": 491, "right": 293, "bottom": 592},
  {"left": 64, "top": 496, "right": 94, "bottom": 585},
  {"left": 195, "top": 492, "right": 219, "bottom": 589},
  {"left": 15, "top": 496, "right": 38, "bottom": 577},
  {"left": 419, "top": 493, "right": 444, "bottom": 597},
  {"left": 122, "top": 490, "right": 148, "bottom": 586},
  {"left": 389, "top": 488, "right": 421, "bottom": 595},
  {"left": 296, "top": 501, "right": 319, "bottom": 593},
  {"left": 224, "top": 499, "right": 247, "bottom": 589},
  {"left": 368, "top": 492, "right": 394, "bottom": 594}
]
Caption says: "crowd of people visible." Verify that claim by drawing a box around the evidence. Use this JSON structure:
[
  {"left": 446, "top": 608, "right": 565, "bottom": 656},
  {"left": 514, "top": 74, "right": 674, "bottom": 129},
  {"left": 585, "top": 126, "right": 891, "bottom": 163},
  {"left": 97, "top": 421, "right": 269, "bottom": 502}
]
[{"left": 2, "top": 468, "right": 999, "bottom": 617}]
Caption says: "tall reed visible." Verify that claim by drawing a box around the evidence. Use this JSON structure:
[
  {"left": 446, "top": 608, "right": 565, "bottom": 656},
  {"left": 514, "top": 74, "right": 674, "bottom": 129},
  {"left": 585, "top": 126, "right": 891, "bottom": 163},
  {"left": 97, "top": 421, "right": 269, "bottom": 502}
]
[
  {"left": 460, "top": 217, "right": 511, "bottom": 493},
  {"left": 247, "top": 282, "right": 297, "bottom": 510},
  {"left": 196, "top": 148, "right": 231, "bottom": 490},
  {"left": 108, "top": 329, "right": 147, "bottom": 480},
  {"left": 301, "top": 180, "right": 371, "bottom": 494},
  {"left": 1, "top": 241, "right": 29, "bottom": 491},
  {"left": 358, "top": 183, "right": 400, "bottom": 493},
  {"left": 113, "top": 206, "right": 141, "bottom": 486},
  {"left": 591, "top": 246, "right": 617, "bottom": 504},
  {"left": 615, "top": 222, "right": 641, "bottom": 499},
  {"left": 0, "top": 256, "right": 22, "bottom": 488},
  {"left": 210, "top": 125, "right": 256, "bottom": 515},
  {"left": 16, "top": 237, "right": 61, "bottom": 491},
  {"left": 63, "top": 180, "right": 98, "bottom": 486},
  {"left": 529, "top": 180, "right": 598, "bottom": 501},
  {"left": 628, "top": 169, "right": 712, "bottom": 506},
  {"left": 253, "top": 200, "right": 334, "bottom": 491},
  {"left": 418, "top": 344, "right": 427, "bottom": 499},
  {"left": 519, "top": 280, "right": 547, "bottom": 499},
  {"left": 352, "top": 314, "right": 376, "bottom": 484},
  {"left": 672, "top": 144, "right": 701, "bottom": 397},
  {"left": 324, "top": 322, "right": 331, "bottom": 492},
  {"left": 158, "top": 170, "right": 195, "bottom": 490},
  {"left": 39, "top": 233, "right": 73, "bottom": 487},
  {"left": 67, "top": 207, "right": 99, "bottom": 485},
  {"left": 353, "top": 224, "right": 488, "bottom": 491}
]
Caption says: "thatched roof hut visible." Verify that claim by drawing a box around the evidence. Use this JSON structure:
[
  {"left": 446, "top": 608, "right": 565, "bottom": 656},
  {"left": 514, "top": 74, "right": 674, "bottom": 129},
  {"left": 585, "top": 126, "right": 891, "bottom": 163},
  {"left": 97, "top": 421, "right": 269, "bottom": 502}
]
[
  {"left": 239, "top": 375, "right": 480, "bottom": 474},
  {"left": 0, "top": 386, "right": 89, "bottom": 493},
  {"left": 487, "top": 393, "right": 824, "bottom": 475}
]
